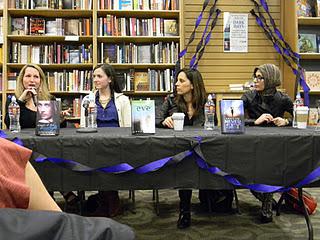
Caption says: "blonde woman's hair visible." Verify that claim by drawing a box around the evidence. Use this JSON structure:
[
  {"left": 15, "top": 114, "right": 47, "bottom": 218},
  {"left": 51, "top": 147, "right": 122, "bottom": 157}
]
[{"left": 15, "top": 64, "right": 52, "bottom": 100}]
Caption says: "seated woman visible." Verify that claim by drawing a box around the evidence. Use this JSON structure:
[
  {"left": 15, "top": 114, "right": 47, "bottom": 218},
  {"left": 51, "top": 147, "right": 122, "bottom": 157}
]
[
  {"left": 156, "top": 68, "right": 232, "bottom": 229},
  {"left": 4, "top": 64, "right": 75, "bottom": 205},
  {"left": 241, "top": 63, "right": 293, "bottom": 223},
  {"left": 84, "top": 63, "right": 131, "bottom": 218}
]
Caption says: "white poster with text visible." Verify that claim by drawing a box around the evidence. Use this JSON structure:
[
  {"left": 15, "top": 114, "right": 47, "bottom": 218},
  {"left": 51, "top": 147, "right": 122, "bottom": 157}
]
[{"left": 223, "top": 12, "right": 248, "bottom": 52}]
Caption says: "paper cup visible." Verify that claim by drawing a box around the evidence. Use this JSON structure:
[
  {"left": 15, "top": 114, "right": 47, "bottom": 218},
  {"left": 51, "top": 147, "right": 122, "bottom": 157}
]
[
  {"left": 296, "top": 106, "right": 309, "bottom": 129},
  {"left": 172, "top": 113, "right": 185, "bottom": 131}
]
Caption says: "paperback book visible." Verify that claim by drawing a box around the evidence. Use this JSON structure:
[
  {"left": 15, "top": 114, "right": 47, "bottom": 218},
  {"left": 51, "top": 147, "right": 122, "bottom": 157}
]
[
  {"left": 35, "top": 100, "right": 60, "bottom": 136},
  {"left": 131, "top": 99, "right": 155, "bottom": 135},
  {"left": 220, "top": 99, "right": 245, "bottom": 134}
]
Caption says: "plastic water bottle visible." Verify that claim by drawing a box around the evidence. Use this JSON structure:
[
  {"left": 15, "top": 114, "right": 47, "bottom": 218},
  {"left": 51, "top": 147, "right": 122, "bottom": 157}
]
[
  {"left": 87, "top": 92, "right": 97, "bottom": 129},
  {"left": 8, "top": 96, "right": 21, "bottom": 132},
  {"left": 204, "top": 94, "right": 215, "bottom": 130},
  {"left": 292, "top": 92, "right": 304, "bottom": 128}
]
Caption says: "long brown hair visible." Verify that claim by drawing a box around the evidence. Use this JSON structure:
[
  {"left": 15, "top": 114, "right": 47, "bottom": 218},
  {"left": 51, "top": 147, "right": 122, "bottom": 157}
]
[
  {"left": 15, "top": 64, "right": 52, "bottom": 100},
  {"left": 93, "top": 63, "right": 122, "bottom": 94},
  {"left": 174, "top": 68, "right": 207, "bottom": 116}
]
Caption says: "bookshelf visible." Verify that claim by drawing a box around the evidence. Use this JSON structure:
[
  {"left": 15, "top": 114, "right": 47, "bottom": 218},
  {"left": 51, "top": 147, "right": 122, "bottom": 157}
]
[
  {"left": 298, "top": 14, "right": 320, "bottom": 106},
  {"left": 0, "top": 0, "right": 182, "bottom": 129}
]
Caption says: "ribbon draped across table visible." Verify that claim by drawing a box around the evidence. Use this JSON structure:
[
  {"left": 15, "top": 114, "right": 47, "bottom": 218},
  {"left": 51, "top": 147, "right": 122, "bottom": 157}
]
[{"left": 1, "top": 130, "right": 320, "bottom": 193}]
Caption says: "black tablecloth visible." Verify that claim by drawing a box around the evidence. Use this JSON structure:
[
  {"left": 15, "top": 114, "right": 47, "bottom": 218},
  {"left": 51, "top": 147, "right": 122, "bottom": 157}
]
[{"left": 5, "top": 127, "right": 320, "bottom": 191}]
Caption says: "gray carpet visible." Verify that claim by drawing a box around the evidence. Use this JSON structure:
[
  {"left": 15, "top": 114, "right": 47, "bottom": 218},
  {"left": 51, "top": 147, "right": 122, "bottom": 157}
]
[
  {"left": 60, "top": 189, "right": 320, "bottom": 239},
  {"left": 113, "top": 189, "right": 320, "bottom": 240}
]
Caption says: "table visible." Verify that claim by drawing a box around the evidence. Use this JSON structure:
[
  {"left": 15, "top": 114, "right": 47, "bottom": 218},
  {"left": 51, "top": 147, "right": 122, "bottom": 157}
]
[{"left": 5, "top": 127, "right": 320, "bottom": 192}]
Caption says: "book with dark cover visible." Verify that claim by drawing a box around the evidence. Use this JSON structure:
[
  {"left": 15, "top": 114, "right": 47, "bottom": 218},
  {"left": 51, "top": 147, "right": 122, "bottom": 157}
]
[
  {"left": 220, "top": 99, "right": 245, "bottom": 134},
  {"left": 63, "top": 0, "right": 73, "bottom": 9},
  {"left": 30, "top": 17, "right": 45, "bottom": 35},
  {"left": 35, "top": 100, "right": 60, "bottom": 136},
  {"left": 131, "top": 99, "right": 155, "bottom": 135}
]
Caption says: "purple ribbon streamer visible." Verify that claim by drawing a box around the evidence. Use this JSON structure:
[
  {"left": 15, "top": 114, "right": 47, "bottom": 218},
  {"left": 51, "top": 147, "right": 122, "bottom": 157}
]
[{"left": 0, "top": 130, "right": 7, "bottom": 138}]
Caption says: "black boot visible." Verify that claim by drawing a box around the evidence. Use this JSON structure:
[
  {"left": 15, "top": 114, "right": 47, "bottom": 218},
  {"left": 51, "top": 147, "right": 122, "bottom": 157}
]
[
  {"left": 177, "top": 210, "right": 191, "bottom": 229},
  {"left": 260, "top": 193, "right": 273, "bottom": 224},
  {"left": 177, "top": 190, "right": 192, "bottom": 229}
]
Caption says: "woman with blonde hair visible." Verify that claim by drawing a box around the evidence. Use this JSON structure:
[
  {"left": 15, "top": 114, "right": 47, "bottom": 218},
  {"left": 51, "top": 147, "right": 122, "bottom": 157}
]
[{"left": 5, "top": 64, "right": 53, "bottom": 129}]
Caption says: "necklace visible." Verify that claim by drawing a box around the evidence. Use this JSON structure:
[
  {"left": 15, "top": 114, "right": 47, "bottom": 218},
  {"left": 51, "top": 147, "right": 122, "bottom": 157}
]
[{"left": 99, "top": 97, "right": 111, "bottom": 104}]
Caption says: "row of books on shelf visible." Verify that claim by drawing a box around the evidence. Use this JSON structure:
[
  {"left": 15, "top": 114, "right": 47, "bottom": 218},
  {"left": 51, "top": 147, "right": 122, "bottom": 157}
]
[
  {"left": 10, "top": 0, "right": 92, "bottom": 10},
  {"left": 98, "top": 16, "right": 177, "bottom": 36},
  {"left": 11, "top": 42, "right": 93, "bottom": 64},
  {"left": 298, "top": 33, "right": 320, "bottom": 53},
  {"left": 297, "top": 0, "right": 320, "bottom": 17},
  {"left": 0, "top": 17, "right": 3, "bottom": 37},
  {"left": 48, "top": 70, "right": 93, "bottom": 92},
  {"left": 12, "top": 17, "right": 92, "bottom": 36},
  {"left": 100, "top": 42, "right": 178, "bottom": 64},
  {"left": 120, "top": 68, "right": 173, "bottom": 92},
  {"left": 98, "top": 0, "right": 178, "bottom": 10}
]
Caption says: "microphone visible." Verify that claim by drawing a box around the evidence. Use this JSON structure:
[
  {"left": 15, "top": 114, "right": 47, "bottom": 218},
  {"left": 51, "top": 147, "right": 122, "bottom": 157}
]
[
  {"left": 82, "top": 100, "right": 90, "bottom": 128},
  {"left": 32, "top": 93, "right": 38, "bottom": 106}
]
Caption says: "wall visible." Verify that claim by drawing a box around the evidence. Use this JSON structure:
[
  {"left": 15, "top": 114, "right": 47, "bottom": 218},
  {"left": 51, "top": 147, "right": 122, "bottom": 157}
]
[{"left": 182, "top": 0, "right": 296, "bottom": 98}]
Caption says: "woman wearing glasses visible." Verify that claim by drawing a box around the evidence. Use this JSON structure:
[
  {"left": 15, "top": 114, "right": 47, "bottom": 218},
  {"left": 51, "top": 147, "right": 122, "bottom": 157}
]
[
  {"left": 241, "top": 63, "right": 293, "bottom": 127},
  {"left": 241, "top": 64, "right": 293, "bottom": 224}
]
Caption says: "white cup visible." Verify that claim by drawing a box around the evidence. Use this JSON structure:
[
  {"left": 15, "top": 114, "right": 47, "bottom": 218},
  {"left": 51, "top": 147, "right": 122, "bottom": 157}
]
[
  {"left": 296, "top": 106, "right": 309, "bottom": 129},
  {"left": 171, "top": 113, "right": 185, "bottom": 131}
]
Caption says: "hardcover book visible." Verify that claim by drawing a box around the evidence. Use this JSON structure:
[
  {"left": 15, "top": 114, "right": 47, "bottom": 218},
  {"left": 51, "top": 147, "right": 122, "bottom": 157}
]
[
  {"left": 134, "top": 71, "right": 149, "bottom": 91},
  {"left": 220, "top": 99, "right": 245, "bottom": 134},
  {"left": 316, "top": 0, "right": 320, "bottom": 17},
  {"left": 30, "top": 17, "right": 45, "bottom": 35},
  {"left": 298, "top": 33, "right": 318, "bottom": 53},
  {"left": 35, "top": 100, "right": 60, "bottom": 136},
  {"left": 305, "top": 71, "right": 320, "bottom": 90},
  {"left": 131, "top": 99, "right": 155, "bottom": 135}
]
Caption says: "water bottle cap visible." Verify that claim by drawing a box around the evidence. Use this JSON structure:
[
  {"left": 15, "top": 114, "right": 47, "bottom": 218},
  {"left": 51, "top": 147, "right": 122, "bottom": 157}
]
[
  {"left": 11, "top": 96, "right": 16, "bottom": 102},
  {"left": 207, "top": 94, "right": 212, "bottom": 101}
]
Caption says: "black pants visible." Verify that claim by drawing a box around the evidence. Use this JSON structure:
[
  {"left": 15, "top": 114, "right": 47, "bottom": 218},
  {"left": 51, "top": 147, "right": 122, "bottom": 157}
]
[{"left": 179, "top": 189, "right": 192, "bottom": 212}]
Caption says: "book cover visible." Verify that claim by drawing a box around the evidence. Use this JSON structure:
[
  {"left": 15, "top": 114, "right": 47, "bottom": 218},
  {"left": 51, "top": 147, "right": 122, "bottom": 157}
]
[
  {"left": 134, "top": 71, "right": 149, "bottom": 91},
  {"left": 131, "top": 99, "right": 155, "bottom": 135},
  {"left": 102, "top": 44, "right": 117, "bottom": 63},
  {"left": 63, "top": 0, "right": 73, "bottom": 9},
  {"left": 220, "top": 99, "right": 245, "bottom": 134},
  {"left": 308, "top": 107, "right": 318, "bottom": 125},
  {"left": 305, "top": 71, "right": 320, "bottom": 90},
  {"left": 298, "top": 33, "right": 318, "bottom": 53},
  {"left": 64, "top": 19, "right": 79, "bottom": 35},
  {"left": 297, "top": 0, "right": 313, "bottom": 17},
  {"left": 33, "top": 0, "right": 49, "bottom": 9},
  {"left": 30, "top": 17, "right": 45, "bottom": 35},
  {"left": 11, "top": 18, "right": 26, "bottom": 35},
  {"left": 119, "top": 0, "right": 133, "bottom": 10},
  {"left": 137, "top": 45, "right": 151, "bottom": 63},
  {"left": 164, "top": 19, "right": 178, "bottom": 36},
  {"left": 35, "top": 100, "right": 60, "bottom": 136}
]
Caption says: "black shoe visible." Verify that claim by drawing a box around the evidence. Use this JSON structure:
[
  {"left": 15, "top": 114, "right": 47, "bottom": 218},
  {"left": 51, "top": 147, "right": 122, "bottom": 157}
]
[
  {"left": 260, "top": 214, "right": 273, "bottom": 224},
  {"left": 177, "top": 212, "right": 191, "bottom": 229}
]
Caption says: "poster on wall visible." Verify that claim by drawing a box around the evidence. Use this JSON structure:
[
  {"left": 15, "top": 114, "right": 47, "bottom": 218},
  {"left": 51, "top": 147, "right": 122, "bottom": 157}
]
[{"left": 223, "top": 12, "right": 248, "bottom": 52}]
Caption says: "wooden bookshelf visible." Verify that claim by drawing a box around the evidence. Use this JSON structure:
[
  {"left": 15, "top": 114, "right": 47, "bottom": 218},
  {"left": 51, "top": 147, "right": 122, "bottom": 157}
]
[{"left": 0, "top": 0, "right": 182, "bottom": 129}]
